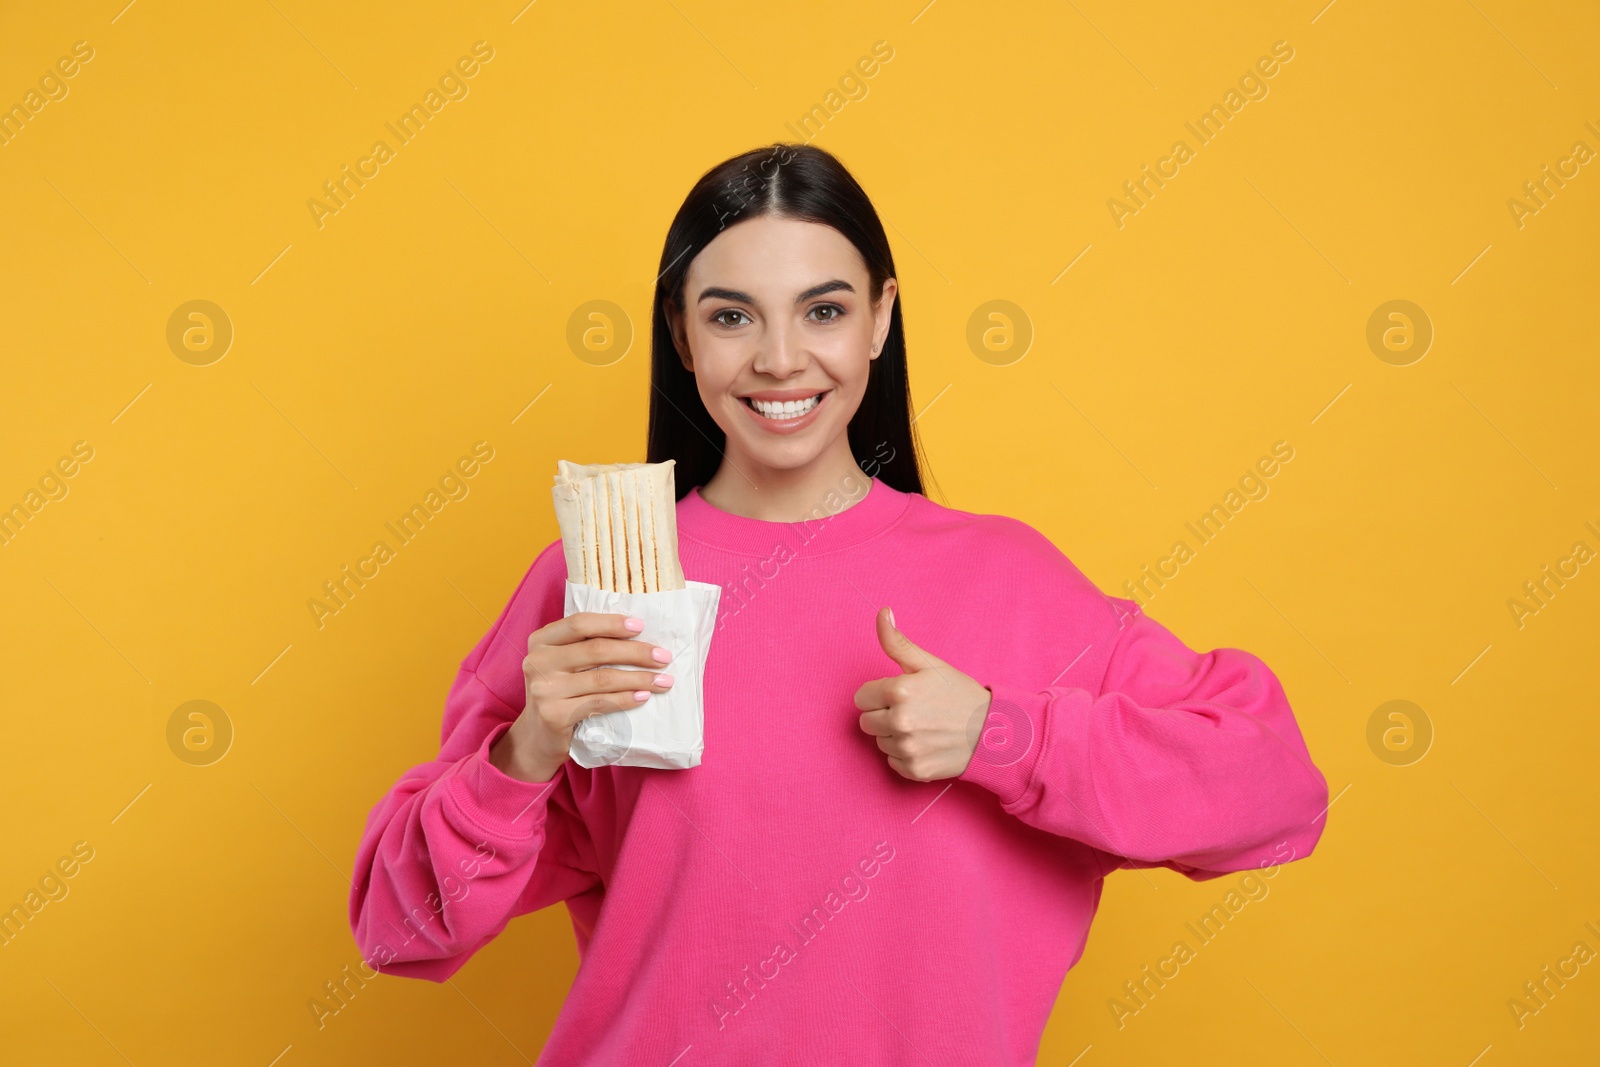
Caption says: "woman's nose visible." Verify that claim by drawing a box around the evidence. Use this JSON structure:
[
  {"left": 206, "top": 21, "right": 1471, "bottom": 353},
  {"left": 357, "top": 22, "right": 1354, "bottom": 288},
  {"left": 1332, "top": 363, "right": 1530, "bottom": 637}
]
[{"left": 751, "top": 322, "right": 807, "bottom": 378}]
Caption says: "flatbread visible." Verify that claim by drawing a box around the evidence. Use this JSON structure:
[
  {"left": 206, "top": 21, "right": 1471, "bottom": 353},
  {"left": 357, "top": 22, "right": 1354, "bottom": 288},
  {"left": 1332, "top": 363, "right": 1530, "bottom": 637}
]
[
  {"left": 632, "top": 468, "right": 659, "bottom": 593},
  {"left": 601, "top": 472, "right": 628, "bottom": 594},
  {"left": 619, "top": 469, "right": 646, "bottom": 594},
  {"left": 552, "top": 459, "right": 685, "bottom": 592},
  {"left": 646, "top": 462, "right": 684, "bottom": 589},
  {"left": 551, "top": 480, "right": 584, "bottom": 585},
  {"left": 597, "top": 471, "right": 614, "bottom": 589}
]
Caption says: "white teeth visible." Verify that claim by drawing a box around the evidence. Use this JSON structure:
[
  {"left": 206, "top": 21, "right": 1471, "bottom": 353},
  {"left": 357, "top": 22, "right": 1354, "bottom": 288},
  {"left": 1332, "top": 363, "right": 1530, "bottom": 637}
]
[{"left": 749, "top": 394, "right": 821, "bottom": 419}]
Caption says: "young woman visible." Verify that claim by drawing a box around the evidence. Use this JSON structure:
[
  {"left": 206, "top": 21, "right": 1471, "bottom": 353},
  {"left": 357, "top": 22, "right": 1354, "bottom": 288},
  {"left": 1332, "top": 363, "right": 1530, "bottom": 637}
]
[{"left": 350, "top": 143, "right": 1329, "bottom": 1064}]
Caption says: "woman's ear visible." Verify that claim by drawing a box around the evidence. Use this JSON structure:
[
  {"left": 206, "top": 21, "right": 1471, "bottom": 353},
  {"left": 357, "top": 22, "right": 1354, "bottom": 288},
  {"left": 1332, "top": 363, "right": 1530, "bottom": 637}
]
[
  {"left": 869, "top": 277, "right": 897, "bottom": 361},
  {"left": 664, "top": 300, "right": 694, "bottom": 372}
]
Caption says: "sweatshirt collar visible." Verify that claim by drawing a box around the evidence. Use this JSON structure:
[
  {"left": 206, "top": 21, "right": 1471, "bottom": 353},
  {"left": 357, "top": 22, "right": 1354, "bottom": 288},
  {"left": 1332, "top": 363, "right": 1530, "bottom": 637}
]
[{"left": 678, "top": 475, "right": 911, "bottom": 557}]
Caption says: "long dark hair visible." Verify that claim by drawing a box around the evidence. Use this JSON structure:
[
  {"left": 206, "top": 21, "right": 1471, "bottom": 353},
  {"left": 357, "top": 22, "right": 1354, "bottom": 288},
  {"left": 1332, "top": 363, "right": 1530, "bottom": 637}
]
[{"left": 645, "top": 142, "right": 934, "bottom": 501}]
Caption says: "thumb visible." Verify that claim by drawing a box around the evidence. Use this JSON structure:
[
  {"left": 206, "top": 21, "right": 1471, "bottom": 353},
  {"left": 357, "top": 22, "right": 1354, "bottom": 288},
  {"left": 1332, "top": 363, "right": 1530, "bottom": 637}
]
[{"left": 876, "top": 606, "right": 943, "bottom": 674}]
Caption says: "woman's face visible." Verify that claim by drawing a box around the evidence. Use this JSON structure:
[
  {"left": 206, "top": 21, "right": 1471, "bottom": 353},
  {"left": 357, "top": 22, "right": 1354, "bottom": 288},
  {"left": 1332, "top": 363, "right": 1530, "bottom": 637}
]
[{"left": 666, "top": 215, "right": 896, "bottom": 478}]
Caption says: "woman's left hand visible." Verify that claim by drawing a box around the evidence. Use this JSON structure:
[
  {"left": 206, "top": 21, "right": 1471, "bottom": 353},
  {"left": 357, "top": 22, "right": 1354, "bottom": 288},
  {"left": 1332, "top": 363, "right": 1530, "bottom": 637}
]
[{"left": 855, "top": 607, "right": 993, "bottom": 782}]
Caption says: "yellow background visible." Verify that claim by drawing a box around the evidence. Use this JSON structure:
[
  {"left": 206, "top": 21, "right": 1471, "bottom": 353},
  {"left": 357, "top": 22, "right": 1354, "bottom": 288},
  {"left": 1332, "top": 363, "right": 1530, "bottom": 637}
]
[{"left": 3, "top": 0, "right": 1597, "bottom": 1063}]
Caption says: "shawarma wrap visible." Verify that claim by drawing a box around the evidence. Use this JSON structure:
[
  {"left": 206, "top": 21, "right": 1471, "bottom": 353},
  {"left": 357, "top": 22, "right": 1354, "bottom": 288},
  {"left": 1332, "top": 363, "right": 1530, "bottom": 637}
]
[{"left": 551, "top": 460, "right": 686, "bottom": 592}]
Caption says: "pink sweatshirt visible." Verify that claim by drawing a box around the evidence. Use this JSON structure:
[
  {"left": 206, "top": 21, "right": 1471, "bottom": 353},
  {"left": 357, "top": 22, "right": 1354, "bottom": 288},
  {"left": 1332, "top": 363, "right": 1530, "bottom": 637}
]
[{"left": 349, "top": 477, "right": 1329, "bottom": 1065}]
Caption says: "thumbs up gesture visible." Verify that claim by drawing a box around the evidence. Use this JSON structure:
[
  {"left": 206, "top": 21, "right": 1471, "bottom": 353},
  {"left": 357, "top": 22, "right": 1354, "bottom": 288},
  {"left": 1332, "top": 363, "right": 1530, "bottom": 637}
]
[{"left": 855, "top": 607, "right": 993, "bottom": 782}]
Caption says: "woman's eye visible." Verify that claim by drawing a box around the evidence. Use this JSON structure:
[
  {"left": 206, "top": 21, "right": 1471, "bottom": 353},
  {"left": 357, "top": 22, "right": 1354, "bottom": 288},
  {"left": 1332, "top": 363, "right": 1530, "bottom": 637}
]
[
  {"left": 809, "top": 303, "right": 845, "bottom": 323},
  {"left": 713, "top": 309, "right": 750, "bottom": 328}
]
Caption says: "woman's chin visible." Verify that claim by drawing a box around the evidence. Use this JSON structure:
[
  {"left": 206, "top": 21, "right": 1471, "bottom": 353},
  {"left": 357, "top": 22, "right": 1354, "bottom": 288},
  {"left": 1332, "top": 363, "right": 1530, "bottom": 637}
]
[
  {"left": 727, "top": 424, "right": 838, "bottom": 473},
  {"left": 738, "top": 439, "right": 828, "bottom": 473}
]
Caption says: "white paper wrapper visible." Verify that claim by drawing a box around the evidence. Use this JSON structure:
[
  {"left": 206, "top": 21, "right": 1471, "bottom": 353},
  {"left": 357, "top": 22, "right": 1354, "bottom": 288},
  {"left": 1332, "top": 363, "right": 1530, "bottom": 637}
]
[{"left": 564, "top": 579, "right": 721, "bottom": 770}]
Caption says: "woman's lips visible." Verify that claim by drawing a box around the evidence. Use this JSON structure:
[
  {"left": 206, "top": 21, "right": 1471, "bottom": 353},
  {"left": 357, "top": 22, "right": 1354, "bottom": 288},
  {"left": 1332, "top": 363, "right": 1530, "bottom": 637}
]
[{"left": 739, "top": 390, "right": 829, "bottom": 435}]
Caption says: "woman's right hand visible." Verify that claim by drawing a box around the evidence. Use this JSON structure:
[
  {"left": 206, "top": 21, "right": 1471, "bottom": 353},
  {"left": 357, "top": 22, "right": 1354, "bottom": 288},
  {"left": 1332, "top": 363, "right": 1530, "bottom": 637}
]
[{"left": 489, "top": 612, "right": 674, "bottom": 782}]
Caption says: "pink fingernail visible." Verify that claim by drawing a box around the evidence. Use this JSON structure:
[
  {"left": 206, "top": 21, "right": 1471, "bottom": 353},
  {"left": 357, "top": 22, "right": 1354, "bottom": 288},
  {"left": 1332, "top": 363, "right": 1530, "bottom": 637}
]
[
  {"left": 633, "top": 690, "right": 651, "bottom": 701},
  {"left": 655, "top": 674, "right": 674, "bottom": 688},
  {"left": 651, "top": 646, "right": 672, "bottom": 663},
  {"left": 624, "top": 617, "right": 645, "bottom": 632}
]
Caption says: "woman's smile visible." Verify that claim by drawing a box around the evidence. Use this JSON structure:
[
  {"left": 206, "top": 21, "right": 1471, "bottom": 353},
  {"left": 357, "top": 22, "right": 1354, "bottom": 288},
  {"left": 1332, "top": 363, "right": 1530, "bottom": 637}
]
[{"left": 737, "top": 388, "right": 831, "bottom": 433}]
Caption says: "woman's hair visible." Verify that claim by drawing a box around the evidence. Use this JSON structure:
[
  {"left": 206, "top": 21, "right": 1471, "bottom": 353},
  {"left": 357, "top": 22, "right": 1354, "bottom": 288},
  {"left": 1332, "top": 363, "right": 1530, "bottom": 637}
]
[{"left": 646, "top": 142, "right": 934, "bottom": 501}]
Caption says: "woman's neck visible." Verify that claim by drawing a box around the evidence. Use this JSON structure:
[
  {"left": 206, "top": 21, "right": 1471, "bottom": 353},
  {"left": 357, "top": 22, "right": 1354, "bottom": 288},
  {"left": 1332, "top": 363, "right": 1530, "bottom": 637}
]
[{"left": 697, "top": 438, "right": 868, "bottom": 522}]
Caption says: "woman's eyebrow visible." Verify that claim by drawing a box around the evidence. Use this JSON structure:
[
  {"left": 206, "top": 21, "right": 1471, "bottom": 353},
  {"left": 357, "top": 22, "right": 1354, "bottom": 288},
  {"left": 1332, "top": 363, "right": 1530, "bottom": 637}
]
[
  {"left": 796, "top": 279, "right": 854, "bottom": 302},
  {"left": 696, "top": 279, "right": 856, "bottom": 305}
]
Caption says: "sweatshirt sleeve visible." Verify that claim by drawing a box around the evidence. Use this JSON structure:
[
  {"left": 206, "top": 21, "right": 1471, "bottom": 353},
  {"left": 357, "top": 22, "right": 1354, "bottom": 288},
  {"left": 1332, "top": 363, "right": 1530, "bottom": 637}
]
[
  {"left": 958, "top": 594, "right": 1329, "bottom": 880},
  {"left": 348, "top": 541, "right": 601, "bottom": 981}
]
